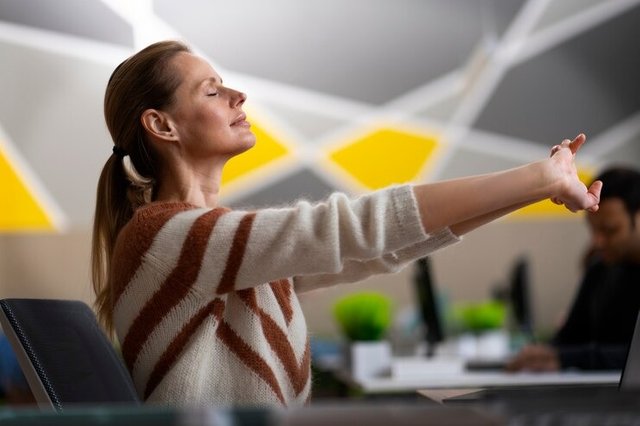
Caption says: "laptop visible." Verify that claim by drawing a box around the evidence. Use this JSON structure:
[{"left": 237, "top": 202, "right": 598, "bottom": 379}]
[{"left": 443, "top": 309, "right": 640, "bottom": 404}]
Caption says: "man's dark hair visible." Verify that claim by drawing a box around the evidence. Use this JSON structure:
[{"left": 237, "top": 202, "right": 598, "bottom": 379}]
[{"left": 594, "top": 167, "right": 640, "bottom": 224}]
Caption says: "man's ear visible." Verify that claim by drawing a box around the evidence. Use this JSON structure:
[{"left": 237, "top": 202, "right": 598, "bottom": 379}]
[{"left": 141, "top": 109, "right": 178, "bottom": 142}]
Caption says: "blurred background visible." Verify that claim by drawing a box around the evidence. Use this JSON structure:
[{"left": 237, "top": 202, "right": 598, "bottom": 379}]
[{"left": 1, "top": 0, "right": 639, "bottom": 343}]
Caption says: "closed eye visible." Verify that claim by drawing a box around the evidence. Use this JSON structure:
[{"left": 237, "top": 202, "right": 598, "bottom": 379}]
[{"left": 207, "top": 92, "right": 218, "bottom": 97}]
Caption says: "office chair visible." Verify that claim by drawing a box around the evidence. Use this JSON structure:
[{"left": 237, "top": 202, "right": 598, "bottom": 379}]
[{"left": 0, "top": 298, "right": 140, "bottom": 411}]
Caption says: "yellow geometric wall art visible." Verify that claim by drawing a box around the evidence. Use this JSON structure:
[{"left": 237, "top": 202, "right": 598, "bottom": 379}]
[
  {"left": 509, "top": 168, "right": 595, "bottom": 220},
  {"left": 221, "top": 117, "right": 290, "bottom": 186},
  {"left": 0, "top": 139, "right": 57, "bottom": 232},
  {"left": 329, "top": 127, "right": 439, "bottom": 190}
]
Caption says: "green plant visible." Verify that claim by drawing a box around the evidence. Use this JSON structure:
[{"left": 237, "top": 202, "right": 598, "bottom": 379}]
[
  {"left": 453, "top": 300, "right": 506, "bottom": 333},
  {"left": 333, "top": 292, "right": 392, "bottom": 341}
]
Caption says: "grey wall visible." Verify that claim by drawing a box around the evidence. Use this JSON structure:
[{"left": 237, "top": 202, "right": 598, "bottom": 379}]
[{"left": 1, "top": 0, "right": 639, "bottom": 338}]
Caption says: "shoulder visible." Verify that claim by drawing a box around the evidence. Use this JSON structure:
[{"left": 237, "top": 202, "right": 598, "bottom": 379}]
[
  {"left": 117, "top": 202, "right": 229, "bottom": 247},
  {"left": 135, "top": 201, "right": 201, "bottom": 221}
]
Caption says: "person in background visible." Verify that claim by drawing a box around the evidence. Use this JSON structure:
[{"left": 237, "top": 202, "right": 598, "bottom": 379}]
[
  {"left": 507, "top": 166, "right": 640, "bottom": 372},
  {"left": 91, "top": 40, "right": 600, "bottom": 407}
]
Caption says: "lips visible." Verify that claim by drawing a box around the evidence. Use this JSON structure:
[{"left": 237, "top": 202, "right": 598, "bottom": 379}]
[{"left": 231, "top": 113, "right": 249, "bottom": 126}]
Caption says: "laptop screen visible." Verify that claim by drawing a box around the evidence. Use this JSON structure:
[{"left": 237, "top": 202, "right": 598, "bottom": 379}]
[{"left": 620, "top": 310, "right": 640, "bottom": 390}]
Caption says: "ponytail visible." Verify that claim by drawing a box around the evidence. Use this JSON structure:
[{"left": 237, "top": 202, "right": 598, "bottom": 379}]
[
  {"left": 91, "top": 40, "right": 190, "bottom": 334},
  {"left": 92, "top": 154, "right": 132, "bottom": 335}
]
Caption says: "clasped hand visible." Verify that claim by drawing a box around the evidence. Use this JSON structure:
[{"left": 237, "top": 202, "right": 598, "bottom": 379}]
[{"left": 548, "top": 134, "right": 601, "bottom": 213}]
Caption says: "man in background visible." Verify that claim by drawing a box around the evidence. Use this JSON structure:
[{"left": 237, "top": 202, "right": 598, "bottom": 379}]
[{"left": 508, "top": 166, "right": 640, "bottom": 372}]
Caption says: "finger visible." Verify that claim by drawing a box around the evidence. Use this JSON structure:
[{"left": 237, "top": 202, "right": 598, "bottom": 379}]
[
  {"left": 586, "top": 180, "right": 603, "bottom": 212},
  {"left": 569, "top": 133, "right": 586, "bottom": 154},
  {"left": 589, "top": 179, "right": 603, "bottom": 198}
]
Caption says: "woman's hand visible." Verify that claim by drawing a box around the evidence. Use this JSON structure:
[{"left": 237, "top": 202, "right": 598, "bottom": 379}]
[{"left": 547, "top": 134, "right": 602, "bottom": 213}]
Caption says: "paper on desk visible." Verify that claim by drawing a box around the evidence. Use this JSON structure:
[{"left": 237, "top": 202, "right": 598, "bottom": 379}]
[{"left": 392, "top": 357, "right": 465, "bottom": 379}]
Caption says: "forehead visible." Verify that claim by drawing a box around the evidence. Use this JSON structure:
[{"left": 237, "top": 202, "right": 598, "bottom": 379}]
[
  {"left": 171, "top": 52, "right": 221, "bottom": 88},
  {"left": 588, "top": 198, "right": 630, "bottom": 226}
]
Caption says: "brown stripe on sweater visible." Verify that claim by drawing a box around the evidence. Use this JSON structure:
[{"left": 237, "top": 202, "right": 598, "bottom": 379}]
[
  {"left": 269, "top": 279, "right": 293, "bottom": 326},
  {"left": 257, "top": 310, "right": 311, "bottom": 395},
  {"left": 217, "top": 212, "right": 256, "bottom": 294},
  {"left": 236, "top": 289, "right": 310, "bottom": 395},
  {"left": 122, "top": 208, "right": 227, "bottom": 370},
  {"left": 216, "top": 320, "right": 286, "bottom": 405},
  {"left": 111, "top": 207, "right": 178, "bottom": 307},
  {"left": 143, "top": 298, "right": 225, "bottom": 399}
]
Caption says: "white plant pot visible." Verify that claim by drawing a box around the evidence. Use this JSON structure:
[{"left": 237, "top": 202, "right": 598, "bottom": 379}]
[
  {"left": 476, "top": 329, "right": 509, "bottom": 359},
  {"left": 457, "top": 330, "right": 510, "bottom": 360},
  {"left": 348, "top": 340, "right": 392, "bottom": 380}
]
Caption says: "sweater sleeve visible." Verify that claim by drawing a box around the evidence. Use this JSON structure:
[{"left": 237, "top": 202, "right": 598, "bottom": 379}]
[
  {"left": 292, "top": 227, "right": 460, "bottom": 293},
  {"left": 224, "top": 185, "right": 433, "bottom": 293},
  {"left": 132, "top": 184, "right": 457, "bottom": 295}
]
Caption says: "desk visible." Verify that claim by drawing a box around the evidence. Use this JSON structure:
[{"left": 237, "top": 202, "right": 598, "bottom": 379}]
[
  {"left": 330, "top": 357, "right": 620, "bottom": 395},
  {"left": 0, "top": 403, "right": 503, "bottom": 426}
]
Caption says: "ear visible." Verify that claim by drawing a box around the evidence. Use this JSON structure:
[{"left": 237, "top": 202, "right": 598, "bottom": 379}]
[{"left": 141, "top": 109, "right": 178, "bottom": 142}]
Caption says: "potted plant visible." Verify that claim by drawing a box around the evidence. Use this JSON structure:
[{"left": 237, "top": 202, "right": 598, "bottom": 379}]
[
  {"left": 452, "top": 300, "right": 509, "bottom": 360},
  {"left": 333, "top": 291, "right": 393, "bottom": 379}
]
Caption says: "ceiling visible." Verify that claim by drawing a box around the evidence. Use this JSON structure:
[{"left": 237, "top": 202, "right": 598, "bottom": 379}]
[{"left": 1, "top": 0, "right": 639, "bottom": 229}]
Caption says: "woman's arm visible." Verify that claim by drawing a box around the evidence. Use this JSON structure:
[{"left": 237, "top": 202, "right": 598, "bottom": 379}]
[
  {"left": 137, "top": 135, "right": 598, "bottom": 295},
  {"left": 414, "top": 135, "right": 601, "bottom": 236},
  {"left": 294, "top": 228, "right": 460, "bottom": 293}
]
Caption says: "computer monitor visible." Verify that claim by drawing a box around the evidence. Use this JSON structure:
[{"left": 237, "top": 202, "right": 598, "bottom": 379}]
[
  {"left": 413, "top": 257, "right": 444, "bottom": 357},
  {"left": 509, "top": 256, "right": 533, "bottom": 339}
]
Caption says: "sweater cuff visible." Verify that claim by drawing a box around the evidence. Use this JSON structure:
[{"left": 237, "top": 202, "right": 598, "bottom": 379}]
[
  {"left": 386, "top": 185, "right": 429, "bottom": 245},
  {"left": 387, "top": 184, "right": 462, "bottom": 244},
  {"left": 426, "top": 226, "right": 462, "bottom": 246}
]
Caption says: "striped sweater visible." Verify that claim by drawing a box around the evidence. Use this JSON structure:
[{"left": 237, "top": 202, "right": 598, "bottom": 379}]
[{"left": 111, "top": 184, "right": 460, "bottom": 407}]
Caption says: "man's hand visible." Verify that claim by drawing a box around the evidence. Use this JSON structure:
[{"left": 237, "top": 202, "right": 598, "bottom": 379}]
[{"left": 506, "top": 344, "right": 560, "bottom": 372}]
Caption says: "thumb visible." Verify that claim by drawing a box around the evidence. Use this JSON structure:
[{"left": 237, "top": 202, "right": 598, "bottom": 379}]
[
  {"left": 586, "top": 180, "right": 603, "bottom": 212},
  {"left": 588, "top": 180, "right": 603, "bottom": 198}
]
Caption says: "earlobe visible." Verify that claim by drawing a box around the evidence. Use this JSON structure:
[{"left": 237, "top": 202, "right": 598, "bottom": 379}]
[{"left": 141, "top": 109, "right": 177, "bottom": 141}]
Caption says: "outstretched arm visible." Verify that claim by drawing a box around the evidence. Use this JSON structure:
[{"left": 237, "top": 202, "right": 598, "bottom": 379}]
[{"left": 413, "top": 134, "right": 601, "bottom": 236}]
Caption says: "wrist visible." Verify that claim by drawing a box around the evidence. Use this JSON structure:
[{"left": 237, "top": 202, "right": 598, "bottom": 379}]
[{"left": 538, "top": 157, "right": 566, "bottom": 200}]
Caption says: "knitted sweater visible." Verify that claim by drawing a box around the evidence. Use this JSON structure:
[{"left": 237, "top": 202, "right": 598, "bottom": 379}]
[{"left": 111, "top": 184, "right": 460, "bottom": 407}]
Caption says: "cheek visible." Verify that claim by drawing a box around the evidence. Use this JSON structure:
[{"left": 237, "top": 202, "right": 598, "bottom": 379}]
[
  {"left": 197, "top": 106, "right": 227, "bottom": 125},
  {"left": 610, "top": 233, "right": 631, "bottom": 251}
]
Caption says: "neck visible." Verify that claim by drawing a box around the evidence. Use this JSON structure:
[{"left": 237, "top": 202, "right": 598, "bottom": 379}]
[{"left": 154, "top": 159, "right": 225, "bottom": 208}]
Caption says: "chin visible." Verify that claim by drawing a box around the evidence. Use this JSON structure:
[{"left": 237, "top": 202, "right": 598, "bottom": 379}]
[
  {"left": 601, "top": 254, "right": 620, "bottom": 265},
  {"left": 228, "top": 140, "right": 255, "bottom": 158},
  {"left": 240, "top": 134, "right": 257, "bottom": 151}
]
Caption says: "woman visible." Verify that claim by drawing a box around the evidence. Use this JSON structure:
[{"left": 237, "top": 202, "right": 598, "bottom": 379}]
[{"left": 92, "top": 40, "right": 601, "bottom": 407}]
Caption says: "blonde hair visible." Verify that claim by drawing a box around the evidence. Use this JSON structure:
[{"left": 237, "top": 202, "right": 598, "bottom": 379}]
[{"left": 92, "top": 40, "right": 191, "bottom": 333}]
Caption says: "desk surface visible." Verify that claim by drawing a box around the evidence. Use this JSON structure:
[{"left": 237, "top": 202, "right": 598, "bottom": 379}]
[
  {"left": 333, "top": 360, "right": 621, "bottom": 394},
  {"left": 0, "top": 403, "right": 503, "bottom": 426}
]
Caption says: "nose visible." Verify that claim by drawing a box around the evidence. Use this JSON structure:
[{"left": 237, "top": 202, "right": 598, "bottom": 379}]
[
  {"left": 591, "top": 232, "right": 606, "bottom": 250},
  {"left": 231, "top": 89, "right": 246, "bottom": 108}
]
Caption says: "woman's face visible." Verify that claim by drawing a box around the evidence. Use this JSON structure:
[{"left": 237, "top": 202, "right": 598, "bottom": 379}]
[{"left": 164, "top": 52, "right": 256, "bottom": 161}]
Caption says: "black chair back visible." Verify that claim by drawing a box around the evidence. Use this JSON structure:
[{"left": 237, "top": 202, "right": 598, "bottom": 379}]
[{"left": 0, "top": 298, "right": 140, "bottom": 411}]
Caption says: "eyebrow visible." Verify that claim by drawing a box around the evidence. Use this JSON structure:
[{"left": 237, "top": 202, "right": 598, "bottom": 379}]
[{"left": 196, "top": 76, "right": 223, "bottom": 91}]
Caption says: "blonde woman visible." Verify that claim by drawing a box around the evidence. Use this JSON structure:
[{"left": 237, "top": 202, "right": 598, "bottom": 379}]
[{"left": 92, "top": 40, "right": 601, "bottom": 407}]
